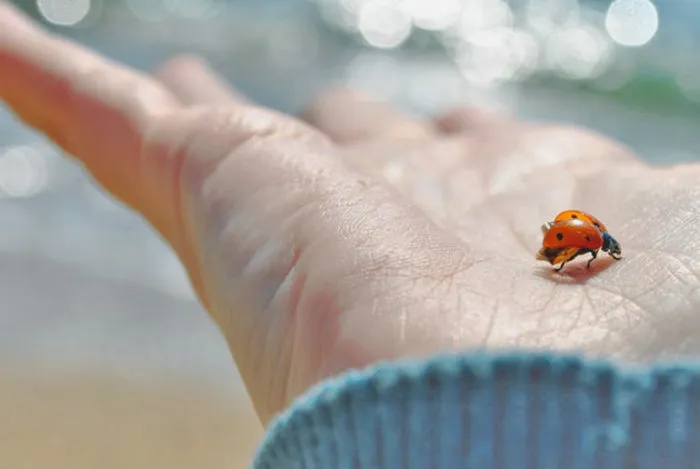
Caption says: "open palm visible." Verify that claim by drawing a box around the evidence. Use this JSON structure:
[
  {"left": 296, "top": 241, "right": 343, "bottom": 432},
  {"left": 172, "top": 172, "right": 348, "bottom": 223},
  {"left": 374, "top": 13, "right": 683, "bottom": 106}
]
[
  {"left": 303, "top": 95, "right": 700, "bottom": 382},
  {"left": 1, "top": 3, "right": 698, "bottom": 427},
  {"left": 337, "top": 109, "right": 700, "bottom": 360}
]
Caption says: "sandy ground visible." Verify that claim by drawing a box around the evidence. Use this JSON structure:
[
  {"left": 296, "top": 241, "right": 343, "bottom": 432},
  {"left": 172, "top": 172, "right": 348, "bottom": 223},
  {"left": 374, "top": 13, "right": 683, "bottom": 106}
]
[
  {"left": 0, "top": 370, "right": 264, "bottom": 469},
  {"left": 0, "top": 250, "right": 265, "bottom": 468}
]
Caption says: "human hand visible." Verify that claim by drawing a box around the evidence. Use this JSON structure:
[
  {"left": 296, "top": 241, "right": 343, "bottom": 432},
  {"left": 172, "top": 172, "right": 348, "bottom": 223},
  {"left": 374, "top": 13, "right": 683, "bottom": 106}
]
[{"left": 2, "top": 2, "right": 699, "bottom": 427}]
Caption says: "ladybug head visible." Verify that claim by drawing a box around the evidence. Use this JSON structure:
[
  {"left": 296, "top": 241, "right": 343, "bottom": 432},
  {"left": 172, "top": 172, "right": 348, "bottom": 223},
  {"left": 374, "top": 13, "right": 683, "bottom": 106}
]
[{"left": 602, "top": 232, "right": 622, "bottom": 256}]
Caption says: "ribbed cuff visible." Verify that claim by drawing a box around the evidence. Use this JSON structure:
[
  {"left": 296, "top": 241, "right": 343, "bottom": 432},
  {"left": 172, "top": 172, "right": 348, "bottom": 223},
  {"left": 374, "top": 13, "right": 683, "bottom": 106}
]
[{"left": 253, "top": 352, "right": 700, "bottom": 469}]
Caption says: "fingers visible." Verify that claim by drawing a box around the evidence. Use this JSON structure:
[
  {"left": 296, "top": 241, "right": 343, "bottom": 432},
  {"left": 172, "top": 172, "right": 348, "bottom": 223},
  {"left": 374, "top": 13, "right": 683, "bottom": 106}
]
[
  {"left": 0, "top": 1, "right": 177, "bottom": 200},
  {"left": 301, "top": 88, "right": 515, "bottom": 144},
  {"left": 301, "top": 88, "right": 435, "bottom": 144},
  {"left": 0, "top": 3, "right": 211, "bottom": 312},
  {"left": 152, "top": 55, "right": 248, "bottom": 106},
  {"left": 434, "top": 107, "right": 514, "bottom": 134}
]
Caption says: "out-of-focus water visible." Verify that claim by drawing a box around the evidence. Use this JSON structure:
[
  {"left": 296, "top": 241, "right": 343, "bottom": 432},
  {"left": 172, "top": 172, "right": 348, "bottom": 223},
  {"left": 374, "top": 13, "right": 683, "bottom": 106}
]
[{"left": 0, "top": 0, "right": 698, "bottom": 395}]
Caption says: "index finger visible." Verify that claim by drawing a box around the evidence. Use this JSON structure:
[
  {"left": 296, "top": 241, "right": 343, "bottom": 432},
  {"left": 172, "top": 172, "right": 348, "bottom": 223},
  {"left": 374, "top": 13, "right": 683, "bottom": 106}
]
[{"left": 0, "top": 2, "right": 177, "bottom": 175}]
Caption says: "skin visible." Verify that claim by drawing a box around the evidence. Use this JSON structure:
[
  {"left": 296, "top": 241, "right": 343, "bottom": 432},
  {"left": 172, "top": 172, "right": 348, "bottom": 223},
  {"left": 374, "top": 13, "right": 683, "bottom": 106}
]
[{"left": 2, "top": 2, "right": 700, "bottom": 428}]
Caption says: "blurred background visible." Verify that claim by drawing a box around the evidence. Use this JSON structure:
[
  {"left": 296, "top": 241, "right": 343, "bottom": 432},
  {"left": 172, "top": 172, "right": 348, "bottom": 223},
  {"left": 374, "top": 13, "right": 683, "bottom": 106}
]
[{"left": 0, "top": 0, "right": 698, "bottom": 467}]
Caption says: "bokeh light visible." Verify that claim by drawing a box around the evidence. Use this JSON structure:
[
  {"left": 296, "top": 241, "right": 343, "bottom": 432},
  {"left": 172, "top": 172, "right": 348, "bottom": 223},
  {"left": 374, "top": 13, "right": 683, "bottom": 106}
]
[
  {"left": 457, "top": 0, "right": 513, "bottom": 35},
  {"left": 544, "top": 24, "right": 613, "bottom": 80},
  {"left": 0, "top": 145, "right": 49, "bottom": 198},
  {"left": 404, "top": 0, "right": 461, "bottom": 31},
  {"left": 37, "top": 0, "right": 92, "bottom": 26},
  {"left": 358, "top": 0, "right": 412, "bottom": 49},
  {"left": 304, "top": 0, "right": 666, "bottom": 92},
  {"left": 605, "top": 0, "right": 659, "bottom": 47},
  {"left": 455, "top": 26, "right": 538, "bottom": 87},
  {"left": 525, "top": 0, "right": 581, "bottom": 34}
]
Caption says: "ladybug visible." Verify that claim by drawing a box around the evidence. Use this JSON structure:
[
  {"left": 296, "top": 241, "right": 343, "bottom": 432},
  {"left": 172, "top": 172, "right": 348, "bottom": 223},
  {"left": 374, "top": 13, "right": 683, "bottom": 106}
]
[
  {"left": 552, "top": 209, "right": 609, "bottom": 233},
  {"left": 540, "top": 210, "right": 622, "bottom": 270},
  {"left": 537, "top": 217, "right": 622, "bottom": 272}
]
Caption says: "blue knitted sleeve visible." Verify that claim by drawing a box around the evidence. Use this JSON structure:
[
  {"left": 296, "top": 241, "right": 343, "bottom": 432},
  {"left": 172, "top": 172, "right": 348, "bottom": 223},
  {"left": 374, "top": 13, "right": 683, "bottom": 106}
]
[{"left": 252, "top": 351, "right": 700, "bottom": 468}]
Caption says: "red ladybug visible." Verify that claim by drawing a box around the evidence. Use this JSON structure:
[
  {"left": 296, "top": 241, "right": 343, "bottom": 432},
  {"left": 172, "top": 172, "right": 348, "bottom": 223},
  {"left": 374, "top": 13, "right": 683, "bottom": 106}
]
[
  {"left": 552, "top": 209, "right": 609, "bottom": 233},
  {"left": 539, "top": 210, "right": 622, "bottom": 271},
  {"left": 537, "top": 217, "right": 622, "bottom": 272}
]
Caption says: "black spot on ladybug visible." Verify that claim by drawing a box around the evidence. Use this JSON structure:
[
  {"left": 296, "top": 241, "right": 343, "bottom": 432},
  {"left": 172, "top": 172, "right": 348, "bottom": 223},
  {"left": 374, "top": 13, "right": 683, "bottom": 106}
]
[
  {"left": 556, "top": 232, "right": 564, "bottom": 241},
  {"left": 585, "top": 235, "right": 590, "bottom": 242},
  {"left": 571, "top": 214, "right": 578, "bottom": 219}
]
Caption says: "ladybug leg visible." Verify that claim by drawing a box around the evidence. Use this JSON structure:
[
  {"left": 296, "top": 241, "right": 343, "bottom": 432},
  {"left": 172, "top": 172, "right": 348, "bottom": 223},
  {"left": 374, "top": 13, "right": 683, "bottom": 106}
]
[
  {"left": 554, "top": 261, "right": 567, "bottom": 272},
  {"left": 586, "top": 250, "right": 598, "bottom": 269}
]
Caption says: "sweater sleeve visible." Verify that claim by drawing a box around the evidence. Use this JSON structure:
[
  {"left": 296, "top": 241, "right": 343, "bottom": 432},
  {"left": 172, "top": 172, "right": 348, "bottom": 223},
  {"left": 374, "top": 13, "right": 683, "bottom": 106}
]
[{"left": 252, "top": 351, "right": 700, "bottom": 468}]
